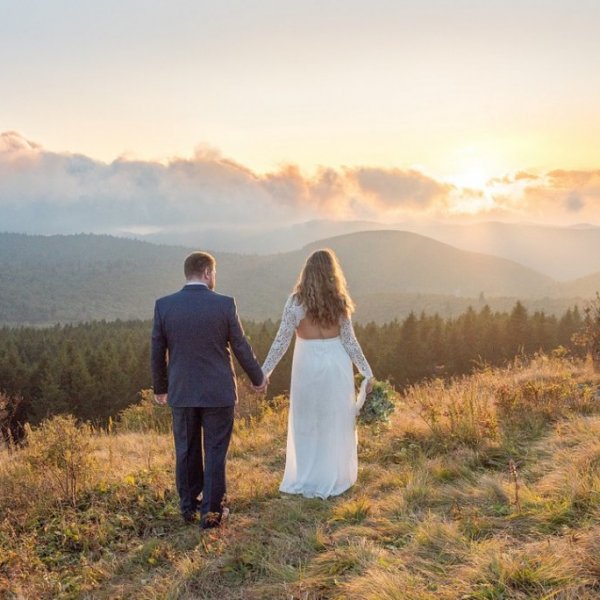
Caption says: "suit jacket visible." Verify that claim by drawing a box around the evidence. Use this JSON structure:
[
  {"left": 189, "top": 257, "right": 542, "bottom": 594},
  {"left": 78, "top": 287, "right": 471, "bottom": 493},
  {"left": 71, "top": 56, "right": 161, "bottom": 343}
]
[{"left": 151, "top": 285, "right": 264, "bottom": 407}]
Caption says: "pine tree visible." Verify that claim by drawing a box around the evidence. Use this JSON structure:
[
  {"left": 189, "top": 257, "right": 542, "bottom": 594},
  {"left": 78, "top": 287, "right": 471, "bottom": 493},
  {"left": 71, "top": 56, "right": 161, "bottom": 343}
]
[{"left": 508, "top": 301, "right": 529, "bottom": 356}]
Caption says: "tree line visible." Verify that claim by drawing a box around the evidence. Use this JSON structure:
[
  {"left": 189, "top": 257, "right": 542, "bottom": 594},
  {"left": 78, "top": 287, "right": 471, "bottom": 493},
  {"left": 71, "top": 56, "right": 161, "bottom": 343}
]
[{"left": 0, "top": 302, "right": 587, "bottom": 434}]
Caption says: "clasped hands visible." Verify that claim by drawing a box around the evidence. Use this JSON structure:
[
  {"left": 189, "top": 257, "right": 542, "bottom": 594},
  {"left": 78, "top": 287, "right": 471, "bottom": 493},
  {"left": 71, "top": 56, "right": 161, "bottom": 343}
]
[{"left": 252, "top": 374, "right": 269, "bottom": 394}]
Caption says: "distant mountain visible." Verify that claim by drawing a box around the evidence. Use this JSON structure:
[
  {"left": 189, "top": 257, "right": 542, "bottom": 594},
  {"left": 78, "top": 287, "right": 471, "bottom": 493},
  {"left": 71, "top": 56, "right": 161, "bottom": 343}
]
[
  {"left": 0, "top": 231, "right": 593, "bottom": 325},
  {"left": 405, "top": 221, "right": 600, "bottom": 281},
  {"left": 133, "top": 219, "right": 392, "bottom": 254},
  {"left": 561, "top": 272, "right": 600, "bottom": 300},
  {"left": 566, "top": 223, "right": 598, "bottom": 229},
  {"left": 300, "top": 230, "right": 557, "bottom": 296},
  {"left": 0, "top": 233, "right": 189, "bottom": 324},
  {"left": 131, "top": 219, "right": 600, "bottom": 281}
]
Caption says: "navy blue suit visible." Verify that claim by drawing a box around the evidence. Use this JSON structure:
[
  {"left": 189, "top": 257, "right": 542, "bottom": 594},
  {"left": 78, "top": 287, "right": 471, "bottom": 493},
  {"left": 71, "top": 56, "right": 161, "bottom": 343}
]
[{"left": 151, "top": 284, "right": 264, "bottom": 526}]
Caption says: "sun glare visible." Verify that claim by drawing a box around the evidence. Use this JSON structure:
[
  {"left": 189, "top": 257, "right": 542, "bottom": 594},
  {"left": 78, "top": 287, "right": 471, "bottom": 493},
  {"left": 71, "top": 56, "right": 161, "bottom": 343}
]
[
  {"left": 448, "top": 192, "right": 496, "bottom": 215},
  {"left": 443, "top": 152, "right": 499, "bottom": 214},
  {"left": 449, "top": 166, "right": 491, "bottom": 190},
  {"left": 442, "top": 145, "right": 504, "bottom": 192}
]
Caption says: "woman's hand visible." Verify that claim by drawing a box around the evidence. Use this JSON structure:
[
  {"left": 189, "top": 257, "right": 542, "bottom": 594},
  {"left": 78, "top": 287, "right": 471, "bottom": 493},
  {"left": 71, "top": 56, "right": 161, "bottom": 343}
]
[{"left": 366, "top": 378, "right": 375, "bottom": 394}]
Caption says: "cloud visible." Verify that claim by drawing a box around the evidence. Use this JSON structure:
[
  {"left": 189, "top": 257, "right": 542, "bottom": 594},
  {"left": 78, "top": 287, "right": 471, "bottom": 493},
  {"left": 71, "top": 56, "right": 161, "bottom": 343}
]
[
  {"left": 349, "top": 167, "right": 453, "bottom": 211},
  {"left": 488, "top": 169, "right": 600, "bottom": 223},
  {"left": 0, "top": 131, "right": 42, "bottom": 156},
  {"left": 1, "top": 131, "right": 600, "bottom": 238},
  {"left": 565, "top": 192, "right": 585, "bottom": 213},
  {"left": 0, "top": 132, "right": 456, "bottom": 234},
  {"left": 0, "top": 132, "right": 281, "bottom": 232},
  {"left": 514, "top": 171, "right": 539, "bottom": 181}
]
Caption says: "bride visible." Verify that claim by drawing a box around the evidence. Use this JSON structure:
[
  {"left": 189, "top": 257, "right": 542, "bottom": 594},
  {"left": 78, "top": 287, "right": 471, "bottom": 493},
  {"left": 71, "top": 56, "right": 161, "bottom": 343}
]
[{"left": 262, "top": 249, "right": 374, "bottom": 499}]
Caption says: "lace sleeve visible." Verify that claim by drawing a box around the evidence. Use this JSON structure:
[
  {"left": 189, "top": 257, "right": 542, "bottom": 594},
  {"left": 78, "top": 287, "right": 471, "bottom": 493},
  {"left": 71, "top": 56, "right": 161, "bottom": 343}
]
[
  {"left": 340, "top": 316, "right": 373, "bottom": 378},
  {"left": 262, "top": 296, "right": 298, "bottom": 377}
]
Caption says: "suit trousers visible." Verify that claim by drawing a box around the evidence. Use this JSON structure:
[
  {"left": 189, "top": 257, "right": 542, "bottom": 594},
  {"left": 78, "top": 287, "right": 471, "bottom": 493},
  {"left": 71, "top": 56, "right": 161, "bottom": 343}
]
[{"left": 171, "top": 406, "right": 234, "bottom": 526}]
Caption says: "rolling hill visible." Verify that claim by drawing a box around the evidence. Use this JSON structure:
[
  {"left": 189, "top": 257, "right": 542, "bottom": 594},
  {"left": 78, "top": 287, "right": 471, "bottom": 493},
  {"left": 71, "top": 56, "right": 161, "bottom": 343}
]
[
  {"left": 561, "top": 271, "right": 600, "bottom": 299},
  {"left": 135, "top": 219, "right": 600, "bottom": 281},
  {"left": 406, "top": 220, "right": 600, "bottom": 281},
  {"left": 0, "top": 231, "right": 594, "bottom": 325},
  {"left": 300, "top": 231, "right": 557, "bottom": 296}
]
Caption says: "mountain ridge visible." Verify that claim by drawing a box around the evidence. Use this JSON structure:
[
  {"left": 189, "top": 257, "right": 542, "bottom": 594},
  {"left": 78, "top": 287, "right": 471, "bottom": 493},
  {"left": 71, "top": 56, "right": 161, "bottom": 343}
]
[
  {"left": 126, "top": 219, "right": 600, "bottom": 280},
  {"left": 0, "top": 230, "right": 596, "bottom": 325}
]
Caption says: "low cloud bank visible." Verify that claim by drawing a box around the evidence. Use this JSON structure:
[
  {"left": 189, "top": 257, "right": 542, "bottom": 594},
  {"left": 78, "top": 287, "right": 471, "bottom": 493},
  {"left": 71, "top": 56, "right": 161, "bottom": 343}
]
[{"left": 1, "top": 131, "right": 599, "bottom": 237}]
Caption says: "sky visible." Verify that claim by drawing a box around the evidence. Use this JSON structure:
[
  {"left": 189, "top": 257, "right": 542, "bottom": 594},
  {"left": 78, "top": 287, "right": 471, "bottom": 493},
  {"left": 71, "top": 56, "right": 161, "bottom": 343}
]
[{"left": 1, "top": 0, "right": 600, "bottom": 236}]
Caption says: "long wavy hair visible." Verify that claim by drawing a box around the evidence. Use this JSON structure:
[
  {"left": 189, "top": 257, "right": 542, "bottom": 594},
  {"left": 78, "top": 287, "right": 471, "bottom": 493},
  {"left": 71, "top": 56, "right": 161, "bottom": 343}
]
[{"left": 293, "top": 249, "right": 355, "bottom": 327}]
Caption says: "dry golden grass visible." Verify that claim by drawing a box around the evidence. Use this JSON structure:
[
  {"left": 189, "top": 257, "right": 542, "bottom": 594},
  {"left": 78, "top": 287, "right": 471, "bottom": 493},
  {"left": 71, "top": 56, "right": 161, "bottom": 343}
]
[{"left": 1, "top": 352, "right": 600, "bottom": 599}]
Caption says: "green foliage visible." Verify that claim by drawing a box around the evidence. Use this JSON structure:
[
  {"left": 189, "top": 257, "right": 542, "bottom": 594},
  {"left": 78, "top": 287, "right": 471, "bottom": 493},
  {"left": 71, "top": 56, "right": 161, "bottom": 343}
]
[
  {"left": 331, "top": 497, "right": 372, "bottom": 523},
  {"left": 0, "top": 232, "right": 186, "bottom": 324},
  {"left": 472, "top": 550, "right": 577, "bottom": 597},
  {"left": 0, "top": 301, "right": 588, "bottom": 430},
  {"left": 0, "top": 319, "right": 152, "bottom": 426},
  {"left": 357, "top": 379, "right": 397, "bottom": 425},
  {"left": 1, "top": 231, "right": 587, "bottom": 328},
  {"left": 23, "top": 414, "right": 96, "bottom": 506}
]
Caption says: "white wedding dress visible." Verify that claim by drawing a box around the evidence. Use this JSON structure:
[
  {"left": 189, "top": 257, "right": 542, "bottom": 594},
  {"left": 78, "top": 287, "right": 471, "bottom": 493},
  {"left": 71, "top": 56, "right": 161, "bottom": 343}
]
[{"left": 262, "top": 295, "right": 373, "bottom": 499}]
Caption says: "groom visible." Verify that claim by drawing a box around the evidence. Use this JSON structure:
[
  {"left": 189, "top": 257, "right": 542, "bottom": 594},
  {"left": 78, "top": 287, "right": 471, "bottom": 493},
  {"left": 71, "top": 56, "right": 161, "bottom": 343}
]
[{"left": 151, "top": 251, "right": 267, "bottom": 528}]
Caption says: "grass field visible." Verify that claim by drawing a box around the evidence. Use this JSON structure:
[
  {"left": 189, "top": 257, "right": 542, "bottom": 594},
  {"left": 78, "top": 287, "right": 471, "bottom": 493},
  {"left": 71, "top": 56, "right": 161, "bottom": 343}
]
[{"left": 2, "top": 352, "right": 600, "bottom": 599}]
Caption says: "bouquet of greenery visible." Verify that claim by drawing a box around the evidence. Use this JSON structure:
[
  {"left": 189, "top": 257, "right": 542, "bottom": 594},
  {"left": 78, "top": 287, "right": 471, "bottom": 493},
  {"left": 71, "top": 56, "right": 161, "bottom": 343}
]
[{"left": 356, "top": 378, "right": 397, "bottom": 425}]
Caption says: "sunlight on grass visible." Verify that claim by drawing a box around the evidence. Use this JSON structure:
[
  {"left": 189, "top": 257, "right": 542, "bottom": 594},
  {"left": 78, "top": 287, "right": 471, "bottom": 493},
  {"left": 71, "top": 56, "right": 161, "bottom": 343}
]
[
  {"left": 330, "top": 497, "right": 372, "bottom": 524},
  {"left": 2, "top": 352, "right": 600, "bottom": 598}
]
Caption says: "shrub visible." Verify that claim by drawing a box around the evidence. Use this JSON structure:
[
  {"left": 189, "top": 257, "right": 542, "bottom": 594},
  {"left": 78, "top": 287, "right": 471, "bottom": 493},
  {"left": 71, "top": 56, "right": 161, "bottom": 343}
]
[
  {"left": 24, "top": 414, "right": 96, "bottom": 506},
  {"left": 495, "top": 373, "right": 597, "bottom": 435},
  {"left": 573, "top": 291, "right": 600, "bottom": 372},
  {"left": 117, "top": 389, "right": 172, "bottom": 434},
  {"left": 118, "top": 380, "right": 269, "bottom": 433},
  {"left": 408, "top": 375, "right": 498, "bottom": 450},
  {"left": 235, "top": 376, "right": 270, "bottom": 422},
  {"left": 410, "top": 352, "right": 600, "bottom": 448},
  {"left": 0, "top": 391, "right": 26, "bottom": 448}
]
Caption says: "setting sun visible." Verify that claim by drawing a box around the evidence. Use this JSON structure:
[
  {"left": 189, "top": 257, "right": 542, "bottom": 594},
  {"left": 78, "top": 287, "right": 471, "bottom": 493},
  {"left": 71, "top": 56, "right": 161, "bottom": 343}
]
[{"left": 449, "top": 166, "right": 492, "bottom": 191}]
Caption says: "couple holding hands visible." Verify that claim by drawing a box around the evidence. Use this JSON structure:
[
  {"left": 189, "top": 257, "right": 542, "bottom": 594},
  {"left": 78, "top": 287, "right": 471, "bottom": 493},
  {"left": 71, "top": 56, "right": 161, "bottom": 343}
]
[{"left": 151, "top": 249, "right": 373, "bottom": 529}]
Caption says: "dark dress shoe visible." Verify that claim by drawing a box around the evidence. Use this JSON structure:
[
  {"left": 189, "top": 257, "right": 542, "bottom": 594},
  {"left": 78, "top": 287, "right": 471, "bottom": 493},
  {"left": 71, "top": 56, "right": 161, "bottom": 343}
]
[
  {"left": 200, "top": 507, "right": 229, "bottom": 529},
  {"left": 182, "top": 511, "right": 198, "bottom": 523}
]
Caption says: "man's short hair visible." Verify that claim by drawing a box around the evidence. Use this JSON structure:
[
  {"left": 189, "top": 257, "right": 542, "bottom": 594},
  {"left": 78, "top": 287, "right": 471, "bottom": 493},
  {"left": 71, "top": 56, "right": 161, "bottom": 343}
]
[{"left": 184, "top": 252, "right": 216, "bottom": 279}]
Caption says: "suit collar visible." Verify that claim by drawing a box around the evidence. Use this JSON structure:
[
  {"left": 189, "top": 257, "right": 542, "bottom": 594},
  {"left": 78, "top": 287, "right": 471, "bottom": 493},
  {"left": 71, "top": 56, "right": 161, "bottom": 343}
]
[{"left": 182, "top": 284, "right": 210, "bottom": 291}]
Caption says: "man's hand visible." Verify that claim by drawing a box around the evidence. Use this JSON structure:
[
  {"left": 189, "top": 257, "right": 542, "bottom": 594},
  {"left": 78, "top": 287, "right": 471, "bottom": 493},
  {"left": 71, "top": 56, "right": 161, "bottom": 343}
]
[
  {"left": 252, "top": 375, "right": 269, "bottom": 394},
  {"left": 154, "top": 393, "right": 168, "bottom": 405}
]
